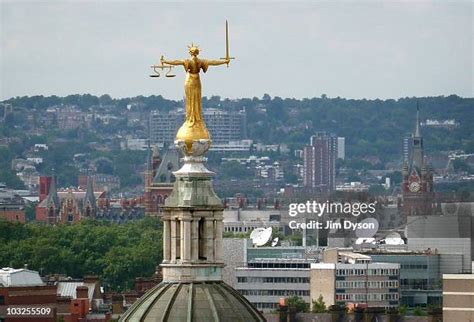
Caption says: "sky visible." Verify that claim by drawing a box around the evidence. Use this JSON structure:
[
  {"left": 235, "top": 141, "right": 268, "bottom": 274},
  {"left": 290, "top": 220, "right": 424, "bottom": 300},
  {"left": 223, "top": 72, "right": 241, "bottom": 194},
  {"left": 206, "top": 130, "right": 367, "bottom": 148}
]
[{"left": 0, "top": 0, "right": 472, "bottom": 101}]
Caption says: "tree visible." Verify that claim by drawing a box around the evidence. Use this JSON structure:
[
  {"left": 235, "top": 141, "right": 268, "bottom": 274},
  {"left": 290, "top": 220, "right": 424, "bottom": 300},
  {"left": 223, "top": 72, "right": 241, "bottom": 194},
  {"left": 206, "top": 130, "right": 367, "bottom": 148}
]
[
  {"left": 24, "top": 202, "right": 37, "bottom": 221},
  {"left": 311, "top": 295, "right": 327, "bottom": 313},
  {"left": 284, "top": 172, "right": 298, "bottom": 184},
  {"left": 285, "top": 295, "right": 309, "bottom": 313},
  {"left": 452, "top": 159, "right": 472, "bottom": 174},
  {"left": 398, "top": 305, "right": 407, "bottom": 316},
  {"left": 219, "top": 161, "right": 253, "bottom": 179},
  {"left": 0, "top": 217, "right": 162, "bottom": 291},
  {"left": 287, "top": 231, "right": 303, "bottom": 246},
  {"left": 0, "top": 169, "right": 25, "bottom": 189},
  {"left": 413, "top": 306, "right": 427, "bottom": 316}
]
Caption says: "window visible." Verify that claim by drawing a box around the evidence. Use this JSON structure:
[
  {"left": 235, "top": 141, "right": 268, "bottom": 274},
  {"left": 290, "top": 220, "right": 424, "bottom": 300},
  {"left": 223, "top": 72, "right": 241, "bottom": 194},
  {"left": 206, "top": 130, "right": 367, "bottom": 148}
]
[
  {"left": 0, "top": 295, "right": 4, "bottom": 305},
  {"left": 198, "top": 219, "right": 206, "bottom": 260}
]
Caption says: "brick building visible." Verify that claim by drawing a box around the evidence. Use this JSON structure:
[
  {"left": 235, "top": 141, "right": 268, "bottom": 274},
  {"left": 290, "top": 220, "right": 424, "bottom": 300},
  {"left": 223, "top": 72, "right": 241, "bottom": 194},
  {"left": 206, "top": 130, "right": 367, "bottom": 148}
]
[
  {"left": 0, "top": 205, "right": 25, "bottom": 223},
  {"left": 36, "top": 176, "right": 103, "bottom": 224}
]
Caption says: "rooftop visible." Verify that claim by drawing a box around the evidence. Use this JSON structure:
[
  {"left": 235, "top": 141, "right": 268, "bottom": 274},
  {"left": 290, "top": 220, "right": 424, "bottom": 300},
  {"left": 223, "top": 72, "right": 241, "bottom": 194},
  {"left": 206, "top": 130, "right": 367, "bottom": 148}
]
[
  {"left": 57, "top": 281, "right": 96, "bottom": 301},
  {"left": 120, "top": 282, "right": 265, "bottom": 322},
  {"left": 0, "top": 267, "right": 44, "bottom": 287}
]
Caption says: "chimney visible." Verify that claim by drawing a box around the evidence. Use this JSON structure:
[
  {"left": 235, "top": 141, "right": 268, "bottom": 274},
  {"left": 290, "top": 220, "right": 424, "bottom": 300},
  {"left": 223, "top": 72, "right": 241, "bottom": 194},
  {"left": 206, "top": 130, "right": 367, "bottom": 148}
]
[
  {"left": 83, "top": 275, "right": 99, "bottom": 284},
  {"left": 76, "top": 285, "right": 89, "bottom": 299}
]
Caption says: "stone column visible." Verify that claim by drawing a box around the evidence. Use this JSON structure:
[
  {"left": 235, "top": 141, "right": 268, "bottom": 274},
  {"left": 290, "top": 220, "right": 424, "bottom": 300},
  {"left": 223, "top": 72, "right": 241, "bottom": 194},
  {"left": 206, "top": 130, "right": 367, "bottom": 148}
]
[
  {"left": 191, "top": 220, "right": 199, "bottom": 261},
  {"left": 180, "top": 219, "right": 185, "bottom": 261},
  {"left": 204, "top": 219, "right": 214, "bottom": 261},
  {"left": 163, "top": 219, "right": 171, "bottom": 262},
  {"left": 170, "top": 219, "right": 177, "bottom": 262},
  {"left": 182, "top": 219, "right": 191, "bottom": 262},
  {"left": 214, "top": 219, "right": 223, "bottom": 261}
]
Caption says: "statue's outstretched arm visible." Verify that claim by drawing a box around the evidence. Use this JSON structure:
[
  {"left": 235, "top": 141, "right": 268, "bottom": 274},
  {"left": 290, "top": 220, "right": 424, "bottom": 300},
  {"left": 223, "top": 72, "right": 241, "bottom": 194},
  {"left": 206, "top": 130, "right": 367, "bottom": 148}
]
[
  {"left": 161, "top": 55, "right": 184, "bottom": 66},
  {"left": 206, "top": 59, "right": 230, "bottom": 66}
]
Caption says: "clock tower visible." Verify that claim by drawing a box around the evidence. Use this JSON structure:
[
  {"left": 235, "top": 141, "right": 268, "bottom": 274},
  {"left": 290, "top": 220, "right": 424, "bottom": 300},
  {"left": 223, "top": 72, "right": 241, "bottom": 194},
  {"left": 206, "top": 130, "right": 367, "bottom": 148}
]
[{"left": 402, "top": 106, "right": 435, "bottom": 216}]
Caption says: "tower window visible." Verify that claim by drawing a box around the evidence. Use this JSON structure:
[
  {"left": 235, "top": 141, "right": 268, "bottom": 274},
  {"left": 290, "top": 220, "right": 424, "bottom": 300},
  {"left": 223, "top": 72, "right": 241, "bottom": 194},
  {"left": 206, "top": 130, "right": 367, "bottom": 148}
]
[{"left": 198, "top": 219, "right": 206, "bottom": 260}]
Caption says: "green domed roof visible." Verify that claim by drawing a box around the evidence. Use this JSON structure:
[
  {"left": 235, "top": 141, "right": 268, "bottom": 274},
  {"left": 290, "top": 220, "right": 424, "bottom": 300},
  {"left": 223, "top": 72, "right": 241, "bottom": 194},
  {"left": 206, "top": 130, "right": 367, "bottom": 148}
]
[{"left": 120, "top": 281, "right": 265, "bottom": 322}]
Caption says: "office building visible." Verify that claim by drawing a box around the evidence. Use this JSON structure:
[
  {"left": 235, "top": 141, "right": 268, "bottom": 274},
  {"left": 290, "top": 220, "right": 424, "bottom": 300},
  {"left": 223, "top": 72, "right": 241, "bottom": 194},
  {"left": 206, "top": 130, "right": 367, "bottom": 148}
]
[
  {"left": 337, "top": 137, "right": 345, "bottom": 160},
  {"left": 332, "top": 247, "right": 466, "bottom": 307},
  {"left": 224, "top": 238, "right": 314, "bottom": 313},
  {"left": 150, "top": 108, "right": 246, "bottom": 145},
  {"left": 149, "top": 110, "right": 183, "bottom": 145},
  {"left": 363, "top": 252, "right": 443, "bottom": 307},
  {"left": 235, "top": 259, "right": 312, "bottom": 312},
  {"left": 310, "top": 261, "right": 400, "bottom": 310}
]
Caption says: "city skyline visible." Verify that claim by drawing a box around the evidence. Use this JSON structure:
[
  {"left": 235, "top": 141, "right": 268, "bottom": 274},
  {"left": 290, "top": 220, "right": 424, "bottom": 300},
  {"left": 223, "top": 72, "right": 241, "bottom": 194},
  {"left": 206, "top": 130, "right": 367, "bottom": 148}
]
[{"left": 1, "top": 1, "right": 472, "bottom": 101}]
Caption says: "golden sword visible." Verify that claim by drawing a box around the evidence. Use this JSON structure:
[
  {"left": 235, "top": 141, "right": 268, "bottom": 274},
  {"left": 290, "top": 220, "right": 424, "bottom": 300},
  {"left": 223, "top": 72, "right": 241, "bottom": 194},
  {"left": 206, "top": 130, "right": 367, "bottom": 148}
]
[{"left": 220, "top": 20, "right": 235, "bottom": 67}]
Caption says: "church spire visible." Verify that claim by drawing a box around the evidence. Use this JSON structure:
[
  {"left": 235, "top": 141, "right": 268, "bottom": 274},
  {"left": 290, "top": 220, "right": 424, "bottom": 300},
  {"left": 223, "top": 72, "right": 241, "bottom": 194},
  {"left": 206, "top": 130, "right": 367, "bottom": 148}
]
[
  {"left": 414, "top": 101, "right": 421, "bottom": 138},
  {"left": 83, "top": 173, "right": 96, "bottom": 217},
  {"left": 46, "top": 170, "right": 60, "bottom": 209},
  {"left": 410, "top": 103, "right": 424, "bottom": 169},
  {"left": 45, "top": 170, "right": 60, "bottom": 224}
]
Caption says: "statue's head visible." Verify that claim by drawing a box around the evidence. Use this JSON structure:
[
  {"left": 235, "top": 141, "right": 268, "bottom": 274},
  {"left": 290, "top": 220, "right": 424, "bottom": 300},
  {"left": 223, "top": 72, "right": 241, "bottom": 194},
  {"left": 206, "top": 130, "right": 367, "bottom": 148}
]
[{"left": 188, "top": 44, "right": 200, "bottom": 57}]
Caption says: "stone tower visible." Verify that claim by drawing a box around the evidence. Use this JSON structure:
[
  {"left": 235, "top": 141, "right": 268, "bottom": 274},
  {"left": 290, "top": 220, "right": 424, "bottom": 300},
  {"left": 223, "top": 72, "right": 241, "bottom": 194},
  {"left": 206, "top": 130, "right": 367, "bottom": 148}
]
[
  {"left": 402, "top": 105, "right": 435, "bottom": 216},
  {"left": 121, "top": 142, "right": 265, "bottom": 321}
]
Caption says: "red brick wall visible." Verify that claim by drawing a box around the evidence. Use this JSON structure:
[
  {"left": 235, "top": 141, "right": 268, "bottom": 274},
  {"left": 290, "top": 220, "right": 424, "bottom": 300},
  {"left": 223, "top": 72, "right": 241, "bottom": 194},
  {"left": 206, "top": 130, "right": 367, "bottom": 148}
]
[
  {"left": 39, "top": 176, "right": 52, "bottom": 202},
  {"left": 0, "top": 209, "right": 26, "bottom": 223},
  {"left": 36, "top": 206, "right": 48, "bottom": 222},
  {"left": 1, "top": 285, "right": 57, "bottom": 305}
]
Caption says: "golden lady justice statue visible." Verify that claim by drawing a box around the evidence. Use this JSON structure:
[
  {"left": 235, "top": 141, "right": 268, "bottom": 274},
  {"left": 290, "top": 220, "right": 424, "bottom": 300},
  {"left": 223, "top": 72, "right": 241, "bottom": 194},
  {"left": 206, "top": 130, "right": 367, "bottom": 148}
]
[{"left": 151, "top": 21, "right": 234, "bottom": 155}]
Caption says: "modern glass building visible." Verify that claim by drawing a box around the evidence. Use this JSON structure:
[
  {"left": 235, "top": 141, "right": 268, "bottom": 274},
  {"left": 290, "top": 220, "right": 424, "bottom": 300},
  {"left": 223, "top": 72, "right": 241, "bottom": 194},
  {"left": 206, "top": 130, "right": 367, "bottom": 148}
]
[{"left": 368, "top": 253, "right": 442, "bottom": 307}]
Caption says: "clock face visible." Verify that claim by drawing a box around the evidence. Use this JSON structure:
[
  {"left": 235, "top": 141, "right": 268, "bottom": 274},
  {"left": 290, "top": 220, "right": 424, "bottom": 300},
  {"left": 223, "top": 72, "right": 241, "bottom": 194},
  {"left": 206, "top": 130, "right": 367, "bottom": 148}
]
[{"left": 409, "top": 181, "right": 421, "bottom": 192}]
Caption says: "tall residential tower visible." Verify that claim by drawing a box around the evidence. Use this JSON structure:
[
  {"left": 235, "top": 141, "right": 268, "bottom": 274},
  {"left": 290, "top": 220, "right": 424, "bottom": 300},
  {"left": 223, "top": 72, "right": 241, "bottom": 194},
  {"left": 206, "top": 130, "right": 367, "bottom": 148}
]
[{"left": 303, "top": 132, "right": 338, "bottom": 195}]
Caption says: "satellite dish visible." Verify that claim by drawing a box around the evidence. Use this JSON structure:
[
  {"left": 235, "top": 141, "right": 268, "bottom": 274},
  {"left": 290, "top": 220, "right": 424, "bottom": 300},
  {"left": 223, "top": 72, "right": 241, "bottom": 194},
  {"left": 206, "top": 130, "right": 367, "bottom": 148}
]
[
  {"left": 384, "top": 232, "right": 404, "bottom": 245},
  {"left": 250, "top": 227, "right": 272, "bottom": 247},
  {"left": 355, "top": 218, "right": 379, "bottom": 238},
  {"left": 355, "top": 237, "right": 375, "bottom": 245},
  {"left": 271, "top": 237, "right": 279, "bottom": 247}
]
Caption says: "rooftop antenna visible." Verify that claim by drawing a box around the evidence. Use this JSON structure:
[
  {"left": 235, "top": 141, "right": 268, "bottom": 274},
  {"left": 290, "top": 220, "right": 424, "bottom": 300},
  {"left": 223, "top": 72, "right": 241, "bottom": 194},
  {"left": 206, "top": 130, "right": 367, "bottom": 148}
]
[
  {"left": 355, "top": 237, "right": 376, "bottom": 245},
  {"left": 250, "top": 227, "right": 272, "bottom": 247},
  {"left": 271, "top": 237, "right": 279, "bottom": 247},
  {"left": 384, "top": 232, "right": 405, "bottom": 245},
  {"left": 354, "top": 218, "right": 379, "bottom": 238}
]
